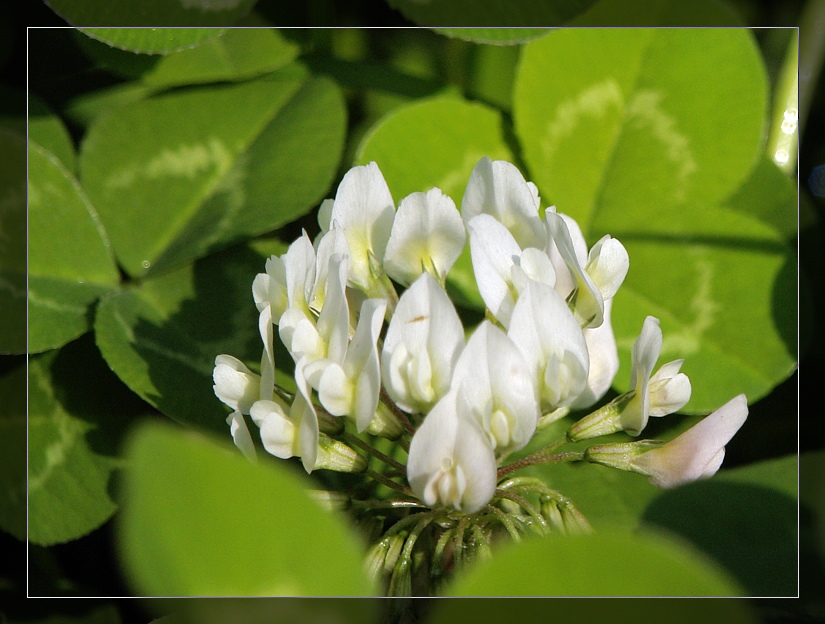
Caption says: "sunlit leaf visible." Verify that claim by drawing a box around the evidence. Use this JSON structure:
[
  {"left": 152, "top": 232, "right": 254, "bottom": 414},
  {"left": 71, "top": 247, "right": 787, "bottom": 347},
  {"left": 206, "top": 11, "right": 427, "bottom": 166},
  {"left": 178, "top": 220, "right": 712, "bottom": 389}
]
[
  {"left": 515, "top": 29, "right": 767, "bottom": 227},
  {"left": 355, "top": 95, "right": 513, "bottom": 308},
  {"left": 514, "top": 29, "right": 795, "bottom": 412},
  {"left": 119, "top": 421, "right": 376, "bottom": 596},
  {"left": 80, "top": 72, "right": 345, "bottom": 277},
  {"left": 28, "top": 141, "right": 120, "bottom": 354},
  {"left": 74, "top": 28, "right": 230, "bottom": 54},
  {"left": 444, "top": 529, "right": 744, "bottom": 595},
  {"left": 609, "top": 206, "right": 797, "bottom": 412},
  {"left": 142, "top": 28, "right": 299, "bottom": 88},
  {"left": 94, "top": 240, "right": 289, "bottom": 434}
]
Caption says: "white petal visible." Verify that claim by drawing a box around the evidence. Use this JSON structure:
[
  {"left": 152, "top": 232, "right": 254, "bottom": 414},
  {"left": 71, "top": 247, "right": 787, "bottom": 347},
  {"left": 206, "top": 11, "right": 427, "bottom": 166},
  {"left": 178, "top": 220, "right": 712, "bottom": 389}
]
[
  {"left": 283, "top": 232, "right": 316, "bottom": 312},
  {"left": 315, "top": 254, "right": 350, "bottom": 365},
  {"left": 569, "top": 298, "right": 620, "bottom": 410},
  {"left": 252, "top": 255, "right": 288, "bottom": 321},
  {"left": 315, "top": 362, "right": 352, "bottom": 417},
  {"left": 329, "top": 162, "right": 395, "bottom": 289},
  {"left": 294, "top": 358, "right": 320, "bottom": 473},
  {"left": 381, "top": 272, "right": 464, "bottom": 413},
  {"left": 545, "top": 211, "right": 604, "bottom": 327},
  {"left": 452, "top": 321, "right": 538, "bottom": 453},
  {"left": 467, "top": 214, "right": 521, "bottom": 327},
  {"left": 226, "top": 411, "right": 257, "bottom": 461},
  {"left": 252, "top": 400, "right": 299, "bottom": 460},
  {"left": 631, "top": 395, "right": 748, "bottom": 488},
  {"left": 384, "top": 188, "right": 465, "bottom": 286},
  {"left": 345, "top": 298, "right": 387, "bottom": 432},
  {"left": 278, "top": 308, "right": 325, "bottom": 364},
  {"left": 310, "top": 226, "right": 350, "bottom": 312},
  {"left": 258, "top": 305, "right": 275, "bottom": 402},
  {"left": 508, "top": 280, "right": 589, "bottom": 411},
  {"left": 586, "top": 235, "right": 629, "bottom": 300},
  {"left": 407, "top": 391, "right": 497, "bottom": 514},
  {"left": 213, "top": 355, "right": 261, "bottom": 414},
  {"left": 461, "top": 157, "right": 545, "bottom": 250},
  {"left": 649, "top": 359, "right": 692, "bottom": 417}
]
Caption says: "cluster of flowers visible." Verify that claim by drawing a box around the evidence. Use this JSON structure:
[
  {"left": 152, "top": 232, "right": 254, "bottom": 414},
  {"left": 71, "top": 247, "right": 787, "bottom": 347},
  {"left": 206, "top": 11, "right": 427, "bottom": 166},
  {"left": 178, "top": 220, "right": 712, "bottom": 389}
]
[{"left": 213, "top": 157, "right": 748, "bottom": 582}]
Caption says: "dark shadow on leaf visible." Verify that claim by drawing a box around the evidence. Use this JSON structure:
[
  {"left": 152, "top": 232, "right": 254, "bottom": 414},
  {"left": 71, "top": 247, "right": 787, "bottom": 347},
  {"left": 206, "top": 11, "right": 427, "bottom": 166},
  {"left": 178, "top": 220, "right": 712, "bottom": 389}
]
[{"left": 642, "top": 480, "right": 797, "bottom": 597}]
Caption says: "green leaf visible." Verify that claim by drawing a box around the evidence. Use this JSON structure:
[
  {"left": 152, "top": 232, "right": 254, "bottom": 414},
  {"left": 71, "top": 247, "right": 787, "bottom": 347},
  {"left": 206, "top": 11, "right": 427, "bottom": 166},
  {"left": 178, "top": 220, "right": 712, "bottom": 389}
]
[
  {"left": 0, "top": 357, "right": 26, "bottom": 539},
  {"left": 355, "top": 95, "right": 513, "bottom": 308},
  {"left": 386, "top": 0, "right": 597, "bottom": 43},
  {"left": 0, "top": 129, "right": 26, "bottom": 354},
  {"left": 28, "top": 97, "right": 77, "bottom": 173},
  {"left": 568, "top": 0, "right": 745, "bottom": 26},
  {"left": 28, "top": 142, "right": 120, "bottom": 354},
  {"left": 80, "top": 73, "right": 346, "bottom": 277},
  {"left": 75, "top": 28, "right": 232, "bottom": 54},
  {"left": 609, "top": 205, "right": 797, "bottom": 412},
  {"left": 94, "top": 240, "right": 289, "bottom": 434},
  {"left": 444, "top": 529, "right": 744, "bottom": 595},
  {"left": 514, "top": 29, "right": 767, "bottom": 228},
  {"left": 642, "top": 455, "right": 798, "bottom": 596},
  {"left": 725, "top": 156, "right": 798, "bottom": 241},
  {"left": 28, "top": 339, "right": 135, "bottom": 546},
  {"left": 513, "top": 29, "right": 796, "bottom": 412},
  {"left": 142, "top": 28, "right": 299, "bottom": 88},
  {"left": 119, "top": 421, "right": 376, "bottom": 596}
]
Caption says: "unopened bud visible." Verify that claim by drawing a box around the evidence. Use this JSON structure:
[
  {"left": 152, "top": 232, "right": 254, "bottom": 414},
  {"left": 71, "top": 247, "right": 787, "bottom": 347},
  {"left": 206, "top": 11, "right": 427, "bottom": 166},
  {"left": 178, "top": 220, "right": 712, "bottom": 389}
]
[
  {"left": 558, "top": 499, "right": 592, "bottom": 535},
  {"left": 567, "top": 394, "right": 630, "bottom": 441},
  {"left": 315, "top": 435, "right": 367, "bottom": 473},
  {"left": 584, "top": 439, "right": 663, "bottom": 472},
  {"left": 540, "top": 497, "right": 566, "bottom": 533},
  {"left": 366, "top": 402, "right": 404, "bottom": 439}
]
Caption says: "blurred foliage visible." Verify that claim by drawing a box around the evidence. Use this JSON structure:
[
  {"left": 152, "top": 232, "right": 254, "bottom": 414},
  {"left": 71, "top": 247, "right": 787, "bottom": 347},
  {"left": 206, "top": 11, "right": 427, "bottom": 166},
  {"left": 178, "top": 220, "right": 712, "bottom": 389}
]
[{"left": 2, "top": 0, "right": 822, "bottom": 622}]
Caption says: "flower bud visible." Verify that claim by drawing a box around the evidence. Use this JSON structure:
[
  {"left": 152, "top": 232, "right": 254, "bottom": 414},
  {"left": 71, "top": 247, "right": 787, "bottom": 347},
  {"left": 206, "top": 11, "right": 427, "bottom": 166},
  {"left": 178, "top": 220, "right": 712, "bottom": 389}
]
[
  {"left": 584, "top": 439, "right": 664, "bottom": 472},
  {"left": 315, "top": 435, "right": 367, "bottom": 473}
]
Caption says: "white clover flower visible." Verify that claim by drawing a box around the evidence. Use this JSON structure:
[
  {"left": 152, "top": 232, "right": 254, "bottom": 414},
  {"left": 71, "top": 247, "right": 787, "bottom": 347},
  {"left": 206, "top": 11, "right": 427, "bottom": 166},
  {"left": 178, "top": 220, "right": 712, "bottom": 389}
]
[
  {"left": 253, "top": 231, "right": 316, "bottom": 323},
  {"left": 212, "top": 354, "right": 261, "bottom": 414},
  {"left": 383, "top": 188, "right": 465, "bottom": 286},
  {"left": 278, "top": 254, "right": 350, "bottom": 366},
  {"left": 508, "top": 279, "right": 590, "bottom": 412},
  {"left": 631, "top": 394, "right": 748, "bottom": 488},
  {"left": 544, "top": 210, "right": 605, "bottom": 329},
  {"left": 305, "top": 297, "right": 387, "bottom": 432},
  {"left": 466, "top": 213, "right": 555, "bottom": 328},
  {"left": 621, "top": 316, "right": 692, "bottom": 436},
  {"left": 381, "top": 272, "right": 464, "bottom": 414},
  {"left": 585, "top": 234, "right": 629, "bottom": 300},
  {"left": 407, "top": 390, "right": 497, "bottom": 514},
  {"left": 450, "top": 321, "right": 539, "bottom": 455},
  {"left": 461, "top": 157, "right": 545, "bottom": 250},
  {"left": 328, "top": 161, "right": 395, "bottom": 291}
]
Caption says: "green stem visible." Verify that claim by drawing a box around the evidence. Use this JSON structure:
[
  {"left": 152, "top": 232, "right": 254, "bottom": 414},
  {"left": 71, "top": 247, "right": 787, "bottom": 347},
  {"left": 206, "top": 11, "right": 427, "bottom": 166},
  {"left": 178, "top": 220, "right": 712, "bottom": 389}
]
[
  {"left": 351, "top": 498, "right": 427, "bottom": 511},
  {"left": 482, "top": 504, "right": 522, "bottom": 542},
  {"left": 366, "top": 469, "right": 413, "bottom": 496},
  {"left": 494, "top": 489, "right": 549, "bottom": 535},
  {"left": 497, "top": 450, "right": 583, "bottom": 479},
  {"left": 341, "top": 431, "right": 407, "bottom": 474},
  {"left": 380, "top": 388, "right": 416, "bottom": 436}
]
